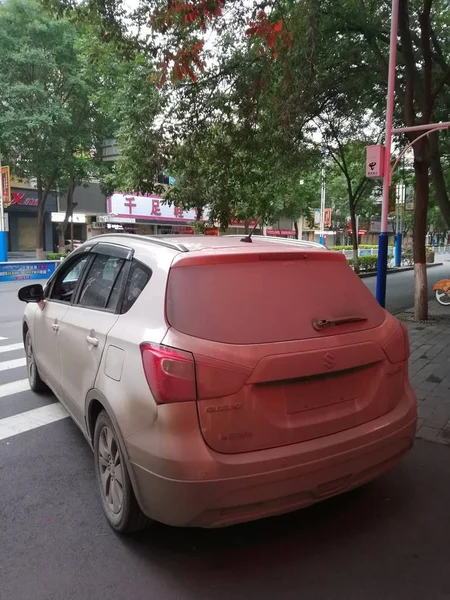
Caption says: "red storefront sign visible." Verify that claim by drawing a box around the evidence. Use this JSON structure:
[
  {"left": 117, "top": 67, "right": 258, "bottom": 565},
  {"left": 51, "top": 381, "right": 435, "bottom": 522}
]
[
  {"left": 266, "top": 229, "right": 296, "bottom": 237},
  {"left": 204, "top": 227, "right": 219, "bottom": 236},
  {"left": 230, "top": 219, "right": 258, "bottom": 227}
]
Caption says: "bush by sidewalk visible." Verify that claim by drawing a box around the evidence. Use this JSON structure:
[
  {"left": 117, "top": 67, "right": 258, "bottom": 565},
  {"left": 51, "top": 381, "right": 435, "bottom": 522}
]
[
  {"left": 346, "top": 256, "right": 378, "bottom": 272},
  {"left": 46, "top": 253, "right": 68, "bottom": 260}
]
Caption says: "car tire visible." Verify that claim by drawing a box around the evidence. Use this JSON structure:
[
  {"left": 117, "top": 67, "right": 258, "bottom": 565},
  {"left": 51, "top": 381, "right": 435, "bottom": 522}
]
[
  {"left": 25, "top": 330, "right": 48, "bottom": 393},
  {"left": 93, "top": 410, "right": 150, "bottom": 534}
]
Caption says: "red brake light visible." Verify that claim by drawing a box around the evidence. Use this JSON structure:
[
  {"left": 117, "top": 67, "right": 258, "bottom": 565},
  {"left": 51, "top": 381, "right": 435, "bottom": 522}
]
[{"left": 140, "top": 343, "right": 197, "bottom": 404}]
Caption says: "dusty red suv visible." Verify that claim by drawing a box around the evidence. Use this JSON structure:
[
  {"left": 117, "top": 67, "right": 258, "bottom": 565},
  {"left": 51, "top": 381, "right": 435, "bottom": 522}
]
[{"left": 21, "top": 234, "right": 417, "bottom": 532}]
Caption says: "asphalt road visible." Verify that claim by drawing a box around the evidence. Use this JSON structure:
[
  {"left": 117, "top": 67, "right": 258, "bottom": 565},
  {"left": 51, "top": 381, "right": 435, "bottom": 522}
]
[
  {"left": 362, "top": 262, "right": 450, "bottom": 314},
  {"left": 1, "top": 272, "right": 450, "bottom": 600}
]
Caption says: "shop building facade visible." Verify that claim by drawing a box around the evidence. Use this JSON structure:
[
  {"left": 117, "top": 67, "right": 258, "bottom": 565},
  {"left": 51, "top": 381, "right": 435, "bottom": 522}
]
[
  {"left": 86, "top": 192, "right": 209, "bottom": 237},
  {"left": 5, "top": 188, "right": 56, "bottom": 252}
]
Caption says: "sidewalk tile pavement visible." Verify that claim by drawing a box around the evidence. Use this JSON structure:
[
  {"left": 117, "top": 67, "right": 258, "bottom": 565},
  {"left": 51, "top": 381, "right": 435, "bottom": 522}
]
[{"left": 399, "top": 301, "right": 450, "bottom": 445}]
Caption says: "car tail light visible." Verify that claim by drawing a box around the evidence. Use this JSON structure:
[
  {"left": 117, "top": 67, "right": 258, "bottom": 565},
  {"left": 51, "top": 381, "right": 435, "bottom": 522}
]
[
  {"left": 140, "top": 343, "right": 197, "bottom": 404},
  {"left": 383, "top": 322, "right": 410, "bottom": 364}
]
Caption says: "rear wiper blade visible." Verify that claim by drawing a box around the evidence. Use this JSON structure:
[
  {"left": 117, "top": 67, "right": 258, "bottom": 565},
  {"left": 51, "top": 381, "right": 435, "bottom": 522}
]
[{"left": 312, "top": 316, "right": 368, "bottom": 331}]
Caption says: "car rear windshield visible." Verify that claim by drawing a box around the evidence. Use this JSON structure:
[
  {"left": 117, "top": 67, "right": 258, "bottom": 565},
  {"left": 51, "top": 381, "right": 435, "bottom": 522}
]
[{"left": 166, "top": 258, "right": 385, "bottom": 344}]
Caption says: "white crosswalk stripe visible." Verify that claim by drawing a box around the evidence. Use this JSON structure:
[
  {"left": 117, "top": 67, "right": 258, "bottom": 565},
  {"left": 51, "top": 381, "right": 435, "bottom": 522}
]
[
  {"left": 0, "top": 343, "right": 24, "bottom": 354},
  {"left": 0, "top": 335, "right": 69, "bottom": 440},
  {"left": 0, "top": 379, "right": 30, "bottom": 398},
  {"left": 0, "top": 357, "right": 27, "bottom": 372},
  {"left": 0, "top": 404, "right": 69, "bottom": 442}
]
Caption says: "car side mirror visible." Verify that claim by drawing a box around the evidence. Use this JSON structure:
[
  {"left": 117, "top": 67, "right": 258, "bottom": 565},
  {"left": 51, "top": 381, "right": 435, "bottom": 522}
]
[{"left": 18, "top": 284, "right": 44, "bottom": 303}]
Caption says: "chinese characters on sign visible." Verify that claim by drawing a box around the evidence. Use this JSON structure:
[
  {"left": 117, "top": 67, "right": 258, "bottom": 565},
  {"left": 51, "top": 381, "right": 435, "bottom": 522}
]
[
  {"left": 365, "top": 145, "right": 385, "bottom": 178},
  {"left": 0, "top": 262, "right": 57, "bottom": 282},
  {"left": 1, "top": 166, "right": 11, "bottom": 208},
  {"left": 109, "top": 193, "right": 208, "bottom": 222}
]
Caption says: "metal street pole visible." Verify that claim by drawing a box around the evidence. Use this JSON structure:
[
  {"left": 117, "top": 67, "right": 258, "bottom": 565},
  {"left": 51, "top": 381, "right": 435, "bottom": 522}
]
[
  {"left": 376, "top": 0, "right": 400, "bottom": 306},
  {"left": 319, "top": 147, "right": 326, "bottom": 245},
  {"left": 0, "top": 153, "right": 4, "bottom": 229},
  {"left": 0, "top": 153, "right": 7, "bottom": 262}
]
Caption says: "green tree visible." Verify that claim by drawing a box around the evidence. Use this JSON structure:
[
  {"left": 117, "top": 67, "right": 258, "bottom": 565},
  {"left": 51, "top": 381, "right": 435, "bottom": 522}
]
[
  {"left": 0, "top": 0, "right": 91, "bottom": 257},
  {"left": 75, "top": 26, "right": 162, "bottom": 196},
  {"left": 166, "top": 120, "right": 316, "bottom": 229}
]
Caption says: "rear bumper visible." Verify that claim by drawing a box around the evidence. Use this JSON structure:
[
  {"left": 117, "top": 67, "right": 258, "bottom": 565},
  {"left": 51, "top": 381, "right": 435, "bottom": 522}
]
[{"left": 129, "top": 386, "right": 417, "bottom": 528}]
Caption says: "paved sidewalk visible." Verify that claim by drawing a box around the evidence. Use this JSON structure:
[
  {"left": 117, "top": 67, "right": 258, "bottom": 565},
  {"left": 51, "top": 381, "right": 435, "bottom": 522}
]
[{"left": 398, "top": 302, "right": 450, "bottom": 445}]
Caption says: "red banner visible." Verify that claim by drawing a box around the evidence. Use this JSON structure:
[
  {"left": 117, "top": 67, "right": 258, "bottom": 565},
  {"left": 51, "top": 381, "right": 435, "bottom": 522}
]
[{"left": 1, "top": 166, "right": 11, "bottom": 208}]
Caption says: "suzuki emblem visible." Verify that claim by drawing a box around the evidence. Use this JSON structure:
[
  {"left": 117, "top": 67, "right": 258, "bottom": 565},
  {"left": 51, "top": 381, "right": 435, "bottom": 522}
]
[{"left": 324, "top": 353, "right": 335, "bottom": 369}]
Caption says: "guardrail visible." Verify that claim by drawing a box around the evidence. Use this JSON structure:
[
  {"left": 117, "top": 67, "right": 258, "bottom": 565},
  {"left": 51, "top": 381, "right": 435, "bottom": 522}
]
[
  {"left": 342, "top": 248, "right": 395, "bottom": 258},
  {"left": 0, "top": 260, "right": 61, "bottom": 283}
]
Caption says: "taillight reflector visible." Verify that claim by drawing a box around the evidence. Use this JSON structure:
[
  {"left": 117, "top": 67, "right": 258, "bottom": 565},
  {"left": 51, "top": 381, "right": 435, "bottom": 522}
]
[{"left": 140, "top": 343, "right": 196, "bottom": 404}]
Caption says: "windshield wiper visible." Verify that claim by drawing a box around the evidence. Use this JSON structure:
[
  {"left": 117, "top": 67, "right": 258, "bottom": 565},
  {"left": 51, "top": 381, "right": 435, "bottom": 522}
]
[{"left": 312, "top": 316, "right": 368, "bottom": 331}]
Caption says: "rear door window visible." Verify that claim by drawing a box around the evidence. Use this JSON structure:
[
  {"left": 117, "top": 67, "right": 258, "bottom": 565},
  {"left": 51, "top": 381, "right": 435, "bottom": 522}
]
[
  {"left": 166, "top": 258, "right": 385, "bottom": 344},
  {"left": 121, "top": 260, "right": 151, "bottom": 313},
  {"left": 77, "top": 254, "right": 125, "bottom": 310}
]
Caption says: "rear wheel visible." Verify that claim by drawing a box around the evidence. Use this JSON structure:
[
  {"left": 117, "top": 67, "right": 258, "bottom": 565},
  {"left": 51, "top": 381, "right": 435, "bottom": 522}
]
[
  {"left": 435, "top": 289, "right": 450, "bottom": 306},
  {"left": 93, "top": 410, "right": 150, "bottom": 534},
  {"left": 25, "top": 330, "right": 47, "bottom": 392}
]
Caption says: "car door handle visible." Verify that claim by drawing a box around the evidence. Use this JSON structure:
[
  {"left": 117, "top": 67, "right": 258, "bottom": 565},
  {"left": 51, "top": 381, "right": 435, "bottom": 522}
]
[{"left": 86, "top": 335, "right": 99, "bottom": 347}]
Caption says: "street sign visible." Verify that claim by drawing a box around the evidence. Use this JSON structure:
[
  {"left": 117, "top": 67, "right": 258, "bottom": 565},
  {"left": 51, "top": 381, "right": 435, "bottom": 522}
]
[
  {"left": 314, "top": 208, "right": 320, "bottom": 225},
  {"left": 1, "top": 166, "right": 11, "bottom": 208},
  {"left": 366, "top": 145, "right": 385, "bottom": 178}
]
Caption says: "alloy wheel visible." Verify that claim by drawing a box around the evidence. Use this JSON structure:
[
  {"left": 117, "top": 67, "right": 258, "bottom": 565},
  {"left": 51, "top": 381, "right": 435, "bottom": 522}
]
[
  {"left": 97, "top": 425, "right": 124, "bottom": 515},
  {"left": 26, "top": 335, "right": 36, "bottom": 384}
]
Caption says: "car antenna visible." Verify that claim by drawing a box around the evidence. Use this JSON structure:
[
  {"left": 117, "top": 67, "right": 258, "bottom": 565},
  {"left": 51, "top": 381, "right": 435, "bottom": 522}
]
[{"left": 240, "top": 218, "right": 260, "bottom": 243}]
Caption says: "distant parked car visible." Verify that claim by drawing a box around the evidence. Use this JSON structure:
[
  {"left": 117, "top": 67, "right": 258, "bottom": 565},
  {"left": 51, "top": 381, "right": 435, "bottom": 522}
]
[
  {"left": 18, "top": 234, "right": 417, "bottom": 533},
  {"left": 64, "top": 240, "right": 82, "bottom": 253}
]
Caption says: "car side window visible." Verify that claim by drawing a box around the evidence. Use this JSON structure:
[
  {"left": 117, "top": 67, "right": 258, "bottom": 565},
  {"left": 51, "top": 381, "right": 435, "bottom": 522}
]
[
  {"left": 49, "top": 255, "right": 90, "bottom": 303},
  {"left": 78, "top": 254, "right": 125, "bottom": 310},
  {"left": 121, "top": 260, "right": 152, "bottom": 314}
]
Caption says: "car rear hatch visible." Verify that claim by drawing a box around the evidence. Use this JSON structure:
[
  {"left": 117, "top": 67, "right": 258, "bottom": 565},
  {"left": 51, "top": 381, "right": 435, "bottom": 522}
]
[{"left": 161, "top": 247, "right": 410, "bottom": 454}]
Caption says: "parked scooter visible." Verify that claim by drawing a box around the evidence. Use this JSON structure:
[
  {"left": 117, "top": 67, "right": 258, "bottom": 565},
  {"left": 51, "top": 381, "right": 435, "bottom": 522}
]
[{"left": 433, "top": 279, "right": 450, "bottom": 306}]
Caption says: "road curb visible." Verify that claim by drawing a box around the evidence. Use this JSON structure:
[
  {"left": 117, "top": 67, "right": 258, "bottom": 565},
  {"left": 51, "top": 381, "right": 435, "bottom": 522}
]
[{"left": 358, "top": 263, "right": 444, "bottom": 279}]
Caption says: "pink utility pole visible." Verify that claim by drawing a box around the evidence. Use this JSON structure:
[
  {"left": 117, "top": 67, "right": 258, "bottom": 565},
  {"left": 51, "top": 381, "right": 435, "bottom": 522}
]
[
  {"left": 376, "top": 0, "right": 400, "bottom": 306},
  {"left": 374, "top": 0, "right": 450, "bottom": 307}
]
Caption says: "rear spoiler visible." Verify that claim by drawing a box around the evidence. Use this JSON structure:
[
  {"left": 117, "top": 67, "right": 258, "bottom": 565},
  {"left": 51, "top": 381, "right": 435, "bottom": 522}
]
[{"left": 171, "top": 249, "right": 346, "bottom": 268}]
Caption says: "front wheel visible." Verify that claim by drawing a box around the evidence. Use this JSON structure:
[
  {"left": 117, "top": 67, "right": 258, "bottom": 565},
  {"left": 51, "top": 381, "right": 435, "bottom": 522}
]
[
  {"left": 93, "top": 411, "right": 150, "bottom": 534},
  {"left": 435, "top": 289, "right": 450, "bottom": 306},
  {"left": 25, "top": 330, "right": 48, "bottom": 392}
]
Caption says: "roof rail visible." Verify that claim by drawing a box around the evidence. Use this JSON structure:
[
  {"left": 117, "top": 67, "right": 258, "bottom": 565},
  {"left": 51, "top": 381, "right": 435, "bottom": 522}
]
[
  {"left": 87, "top": 233, "right": 189, "bottom": 253},
  {"left": 144, "top": 236, "right": 189, "bottom": 252},
  {"left": 223, "top": 235, "right": 326, "bottom": 250}
]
